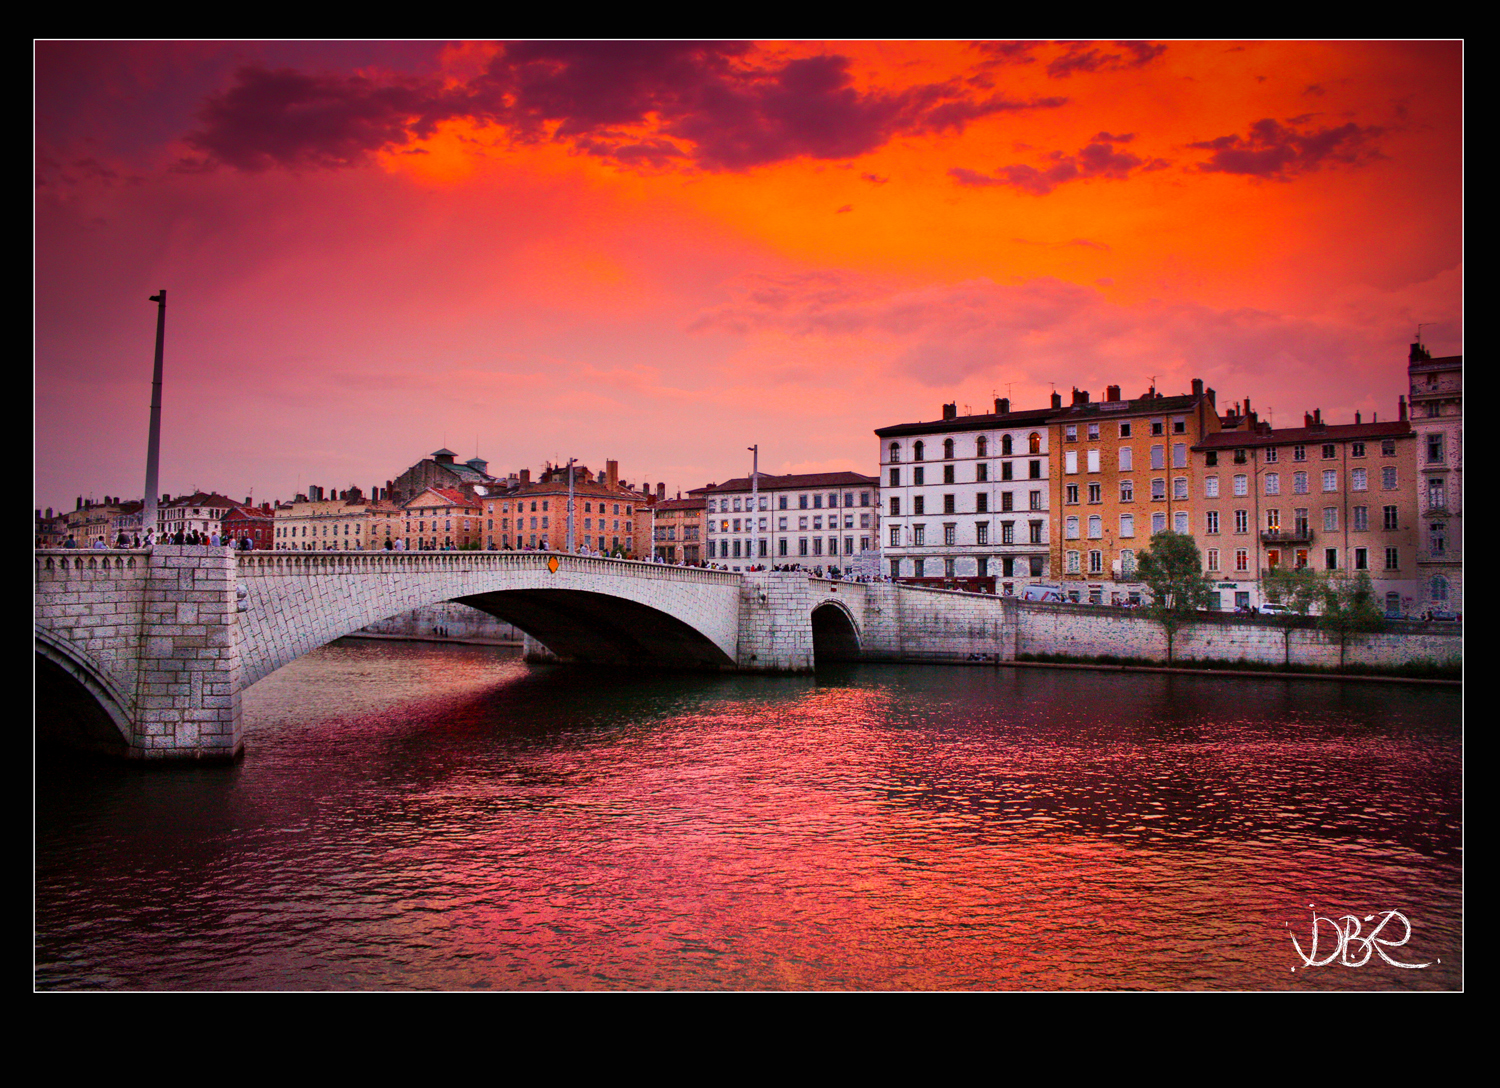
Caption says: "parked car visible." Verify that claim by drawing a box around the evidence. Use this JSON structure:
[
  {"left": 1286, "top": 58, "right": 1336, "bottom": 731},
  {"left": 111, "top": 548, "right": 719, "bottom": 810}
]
[{"left": 1428, "top": 610, "right": 1460, "bottom": 623}]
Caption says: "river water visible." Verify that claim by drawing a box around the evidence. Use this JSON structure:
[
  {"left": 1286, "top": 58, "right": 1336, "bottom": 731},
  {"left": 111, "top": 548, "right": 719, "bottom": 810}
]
[{"left": 35, "top": 640, "right": 1462, "bottom": 990}]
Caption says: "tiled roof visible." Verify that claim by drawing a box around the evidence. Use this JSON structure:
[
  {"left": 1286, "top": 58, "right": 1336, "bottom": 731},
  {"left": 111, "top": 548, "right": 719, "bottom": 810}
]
[
  {"left": 1195, "top": 420, "right": 1411, "bottom": 450},
  {"left": 692, "top": 471, "right": 878, "bottom": 495},
  {"left": 875, "top": 406, "right": 1053, "bottom": 438}
]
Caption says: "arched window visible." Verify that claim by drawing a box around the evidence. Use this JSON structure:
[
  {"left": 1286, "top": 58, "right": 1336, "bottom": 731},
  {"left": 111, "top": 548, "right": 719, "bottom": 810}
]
[
  {"left": 1431, "top": 575, "right": 1449, "bottom": 601},
  {"left": 943, "top": 438, "right": 954, "bottom": 459},
  {"left": 976, "top": 436, "right": 987, "bottom": 457},
  {"left": 1001, "top": 435, "right": 1013, "bottom": 456},
  {"left": 888, "top": 442, "right": 900, "bottom": 463},
  {"left": 913, "top": 441, "right": 925, "bottom": 461},
  {"left": 1029, "top": 432, "right": 1042, "bottom": 454}
]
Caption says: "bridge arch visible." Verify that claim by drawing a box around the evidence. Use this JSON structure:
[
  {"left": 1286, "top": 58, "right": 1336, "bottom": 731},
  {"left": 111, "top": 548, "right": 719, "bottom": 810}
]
[
  {"left": 233, "top": 552, "right": 743, "bottom": 686},
  {"left": 34, "top": 628, "right": 132, "bottom": 755},
  {"left": 811, "top": 599, "right": 861, "bottom": 663}
]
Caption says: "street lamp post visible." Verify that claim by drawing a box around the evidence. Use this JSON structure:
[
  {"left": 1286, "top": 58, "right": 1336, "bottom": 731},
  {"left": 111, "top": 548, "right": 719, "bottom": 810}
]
[
  {"left": 143, "top": 290, "right": 166, "bottom": 543},
  {"left": 748, "top": 444, "right": 759, "bottom": 566},
  {"left": 566, "top": 457, "right": 576, "bottom": 553}
]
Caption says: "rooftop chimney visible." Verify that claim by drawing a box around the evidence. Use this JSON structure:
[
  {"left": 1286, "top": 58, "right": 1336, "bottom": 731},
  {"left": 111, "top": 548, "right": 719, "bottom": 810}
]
[
  {"left": 942, "top": 402, "right": 957, "bottom": 421},
  {"left": 995, "top": 397, "right": 1009, "bottom": 414},
  {"left": 657, "top": 482, "right": 666, "bottom": 501},
  {"left": 1051, "top": 391, "right": 1062, "bottom": 409},
  {"left": 1399, "top": 395, "right": 1408, "bottom": 421},
  {"left": 1106, "top": 385, "right": 1121, "bottom": 402},
  {"left": 1071, "top": 387, "right": 1089, "bottom": 405},
  {"left": 1355, "top": 411, "right": 1361, "bottom": 424},
  {"left": 519, "top": 469, "right": 531, "bottom": 485},
  {"left": 607, "top": 460, "right": 619, "bottom": 489},
  {"left": 1192, "top": 378, "right": 1203, "bottom": 397},
  {"left": 1410, "top": 342, "right": 1431, "bottom": 363}
]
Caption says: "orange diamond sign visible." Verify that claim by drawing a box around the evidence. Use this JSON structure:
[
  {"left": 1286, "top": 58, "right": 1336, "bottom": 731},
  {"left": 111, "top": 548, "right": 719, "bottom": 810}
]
[{"left": 547, "top": 555, "right": 559, "bottom": 574}]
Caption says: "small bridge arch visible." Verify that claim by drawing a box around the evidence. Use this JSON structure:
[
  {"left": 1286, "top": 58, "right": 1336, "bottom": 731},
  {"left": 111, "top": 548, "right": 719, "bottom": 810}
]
[{"left": 811, "top": 598, "right": 862, "bottom": 663}]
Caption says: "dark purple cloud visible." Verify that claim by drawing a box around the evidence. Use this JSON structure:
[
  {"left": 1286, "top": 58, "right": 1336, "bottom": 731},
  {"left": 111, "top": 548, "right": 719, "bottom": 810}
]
[
  {"left": 950, "top": 134, "right": 1170, "bottom": 195},
  {"left": 1188, "top": 117, "right": 1384, "bottom": 179},
  {"left": 1045, "top": 41, "right": 1167, "bottom": 79},
  {"left": 183, "top": 42, "right": 1071, "bottom": 174}
]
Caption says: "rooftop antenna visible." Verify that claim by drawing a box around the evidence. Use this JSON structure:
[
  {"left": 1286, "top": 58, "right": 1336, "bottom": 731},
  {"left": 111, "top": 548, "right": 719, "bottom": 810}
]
[{"left": 1416, "top": 322, "right": 1434, "bottom": 346}]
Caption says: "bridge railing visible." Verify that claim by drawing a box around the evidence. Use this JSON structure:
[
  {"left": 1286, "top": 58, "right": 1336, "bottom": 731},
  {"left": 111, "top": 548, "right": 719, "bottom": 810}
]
[{"left": 233, "top": 549, "right": 743, "bottom": 585}]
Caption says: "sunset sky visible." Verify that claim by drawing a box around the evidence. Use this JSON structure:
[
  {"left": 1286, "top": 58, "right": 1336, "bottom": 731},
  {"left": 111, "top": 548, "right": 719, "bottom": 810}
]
[{"left": 35, "top": 40, "right": 1462, "bottom": 514}]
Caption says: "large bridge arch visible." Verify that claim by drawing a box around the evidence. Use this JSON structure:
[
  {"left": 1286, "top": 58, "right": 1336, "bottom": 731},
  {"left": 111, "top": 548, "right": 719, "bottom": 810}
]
[
  {"left": 233, "top": 552, "right": 743, "bottom": 686},
  {"left": 35, "top": 628, "right": 132, "bottom": 755}
]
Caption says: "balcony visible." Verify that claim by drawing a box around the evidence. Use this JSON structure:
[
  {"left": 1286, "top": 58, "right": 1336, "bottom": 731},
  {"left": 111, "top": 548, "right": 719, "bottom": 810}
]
[{"left": 1261, "top": 528, "right": 1312, "bottom": 545}]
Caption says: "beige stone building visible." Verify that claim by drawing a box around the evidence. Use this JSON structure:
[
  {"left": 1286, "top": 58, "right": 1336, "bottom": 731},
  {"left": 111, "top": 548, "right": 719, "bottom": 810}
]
[
  {"left": 275, "top": 487, "right": 403, "bottom": 550},
  {"left": 652, "top": 495, "right": 706, "bottom": 564},
  {"left": 1192, "top": 400, "right": 1419, "bottom": 613},
  {"left": 1408, "top": 343, "right": 1462, "bottom": 614},
  {"left": 399, "top": 487, "right": 482, "bottom": 550}
]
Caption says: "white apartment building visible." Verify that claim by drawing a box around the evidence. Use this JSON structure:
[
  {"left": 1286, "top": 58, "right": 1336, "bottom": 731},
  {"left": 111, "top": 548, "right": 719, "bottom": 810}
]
[
  {"left": 692, "top": 471, "right": 880, "bottom": 570},
  {"left": 875, "top": 399, "right": 1052, "bottom": 591}
]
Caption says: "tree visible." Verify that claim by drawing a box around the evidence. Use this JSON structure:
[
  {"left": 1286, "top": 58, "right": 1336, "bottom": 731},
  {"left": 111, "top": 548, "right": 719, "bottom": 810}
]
[
  {"left": 1263, "top": 565, "right": 1321, "bottom": 666},
  {"left": 1319, "top": 571, "right": 1385, "bottom": 669},
  {"left": 1135, "top": 531, "right": 1215, "bottom": 664}
]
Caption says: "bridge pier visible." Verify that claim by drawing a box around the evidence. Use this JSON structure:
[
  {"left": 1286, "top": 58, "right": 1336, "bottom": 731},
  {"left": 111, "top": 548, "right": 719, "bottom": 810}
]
[{"left": 736, "top": 570, "right": 816, "bottom": 672}]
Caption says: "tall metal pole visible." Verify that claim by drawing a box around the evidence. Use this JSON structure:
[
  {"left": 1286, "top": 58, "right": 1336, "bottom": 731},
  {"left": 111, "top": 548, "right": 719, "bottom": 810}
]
[
  {"left": 748, "top": 445, "right": 759, "bottom": 566},
  {"left": 143, "top": 290, "right": 166, "bottom": 543},
  {"left": 566, "top": 457, "right": 576, "bottom": 553}
]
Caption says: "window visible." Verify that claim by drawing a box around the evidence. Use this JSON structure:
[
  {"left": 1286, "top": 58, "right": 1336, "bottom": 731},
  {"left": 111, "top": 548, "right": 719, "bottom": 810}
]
[
  {"left": 1385, "top": 547, "right": 1399, "bottom": 571},
  {"left": 1206, "top": 510, "right": 1219, "bottom": 534},
  {"left": 913, "top": 558, "right": 924, "bottom": 577},
  {"left": 1002, "top": 462, "right": 1013, "bottom": 481},
  {"left": 1382, "top": 439, "right": 1396, "bottom": 456},
  {"left": 890, "top": 526, "right": 900, "bottom": 547},
  {"left": 1236, "top": 549, "right": 1250, "bottom": 573},
  {"left": 1265, "top": 472, "right": 1280, "bottom": 496},
  {"left": 912, "top": 525, "right": 925, "bottom": 546},
  {"left": 1207, "top": 549, "right": 1220, "bottom": 572},
  {"left": 1266, "top": 509, "right": 1280, "bottom": 531},
  {"left": 1174, "top": 417, "right": 1187, "bottom": 434},
  {"left": 913, "top": 496, "right": 925, "bottom": 516},
  {"left": 976, "top": 523, "right": 989, "bottom": 545},
  {"left": 1354, "top": 547, "right": 1368, "bottom": 571},
  {"left": 1352, "top": 506, "right": 1368, "bottom": 531},
  {"left": 1152, "top": 512, "right": 1167, "bottom": 534},
  {"left": 1428, "top": 478, "right": 1446, "bottom": 509},
  {"left": 1152, "top": 419, "right": 1164, "bottom": 436},
  {"left": 1322, "top": 470, "right": 1338, "bottom": 492},
  {"left": 1089, "top": 550, "right": 1104, "bottom": 574},
  {"left": 1029, "top": 521, "right": 1043, "bottom": 544},
  {"left": 1030, "top": 491, "right": 1043, "bottom": 511},
  {"left": 1120, "top": 422, "right": 1132, "bottom": 438},
  {"left": 1382, "top": 467, "right": 1397, "bottom": 490},
  {"left": 1294, "top": 472, "right": 1308, "bottom": 494},
  {"left": 890, "top": 497, "right": 900, "bottom": 516},
  {"left": 1295, "top": 509, "right": 1309, "bottom": 535},
  {"left": 943, "top": 465, "right": 955, "bottom": 484},
  {"left": 1174, "top": 477, "right": 1189, "bottom": 500},
  {"left": 1065, "top": 425, "right": 1077, "bottom": 443},
  {"left": 1120, "top": 513, "right": 1135, "bottom": 537},
  {"left": 1029, "top": 460, "right": 1042, "bottom": 479},
  {"left": 1429, "top": 523, "right": 1446, "bottom": 555},
  {"left": 1066, "top": 484, "right": 1080, "bottom": 505},
  {"left": 1066, "top": 516, "right": 1080, "bottom": 539},
  {"left": 913, "top": 467, "right": 924, "bottom": 486},
  {"left": 888, "top": 442, "right": 900, "bottom": 463},
  {"left": 1174, "top": 511, "right": 1189, "bottom": 534},
  {"left": 1029, "top": 433, "right": 1042, "bottom": 454},
  {"left": 1264, "top": 447, "right": 1278, "bottom": 463},
  {"left": 1431, "top": 574, "right": 1449, "bottom": 601},
  {"left": 1235, "top": 509, "right": 1248, "bottom": 534},
  {"left": 1067, "top": 550, "right": 1080, "bottom": 573},
  {"left": 1119, "top": 448, "right": 1133, "bottom": 471},
  {"left": 976, "top": 493, "right": 988, "bottom": 513},
  {"left": 1087, "top": 449, "right": 1100, "bottom": 473},
  {"left": 1088, "top": 515, "right": 1102, "bottom": 539},
  {"left": 976, "top": 437, "right": 988, "bottom": 457},
  {"left": 913, "top": 441, "right": 925, "bottom": 461},
  {"left": 1352, "top": 468, "right": 1367, "bottom": 491},
  {"left": 1002, "top": 521, "right": 1014, "bottom": 545},
  {"left": 1151, "top": 445, "right": 1165, "bottom": 470},
  {"left": 1001, "top": 435, "right": 1013, "bottom": 456},
  {"left": 977, "top": 463, "right": 988, "bottom": 482},
  {"left": 1120, "top": 480, "right": 1134, "bottom": 502},
  {"left": 1088, "top": 423, "right": 1099, "bottom": 440},
  {"left": 1151, "top": 478, "right": 1166, "bottom": 501},
  {"left": 944, "top": 524, "right": 957, "bottom": 546},
  {"left": 1351, "top": 442, "right": 1365, "bottom": 458},
  {"left": 1325, "top": 548, "right": 1338, "bottom": 571},
  {"left": 1322, "top": 443, "right": 1336, "bottom": 459},
  {"left": 889, "top": 468, "right": 900, "bottom": 487},
  {"left": 1088, "top": 482, "right": 1101, "bottom": 504},
  {"left": 1001, "top": 491, "right": 1013, "bottom": 512},
  {"left": 943, "top": 438, "right": 954, "bottom": 459},
  {"left": 1065, "top": 451, "right": 1078, "bottom": 475},
  {"left": 1427, "top": 434, "right": 1444, "bottom": 463},
  {"left": 943, "top": 494, "right": 956, "bottom": 514},
  {"left": 1205, "top": 476, "right": 1219, "bottom": 498},
  {"left": 1173, "top": 443, "right": 1187, "bottom": 468},
  {"left": 1323, "top": 507, "right": 1338, "bottom": 532},
  {"left": 1294, "top": 445, "right": 1306, "bottom": 462}
]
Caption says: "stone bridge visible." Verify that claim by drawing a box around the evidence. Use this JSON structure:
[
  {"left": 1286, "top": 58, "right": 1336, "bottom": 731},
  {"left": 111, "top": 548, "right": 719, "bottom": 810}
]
[{"left": 35, "top": 547, "right": 1018, "bottom": 761}]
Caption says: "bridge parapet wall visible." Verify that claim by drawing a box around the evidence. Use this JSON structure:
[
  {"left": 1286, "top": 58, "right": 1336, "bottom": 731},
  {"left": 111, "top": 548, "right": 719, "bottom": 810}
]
[{"left": 863, "top": 582, "right": 1016, "bottom": 661}]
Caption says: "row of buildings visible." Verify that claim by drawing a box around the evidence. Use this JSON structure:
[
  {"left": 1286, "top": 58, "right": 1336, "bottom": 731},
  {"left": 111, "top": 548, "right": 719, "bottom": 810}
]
[{"left": 36, "top": 344, "right": 1462, "bottom": 616}]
